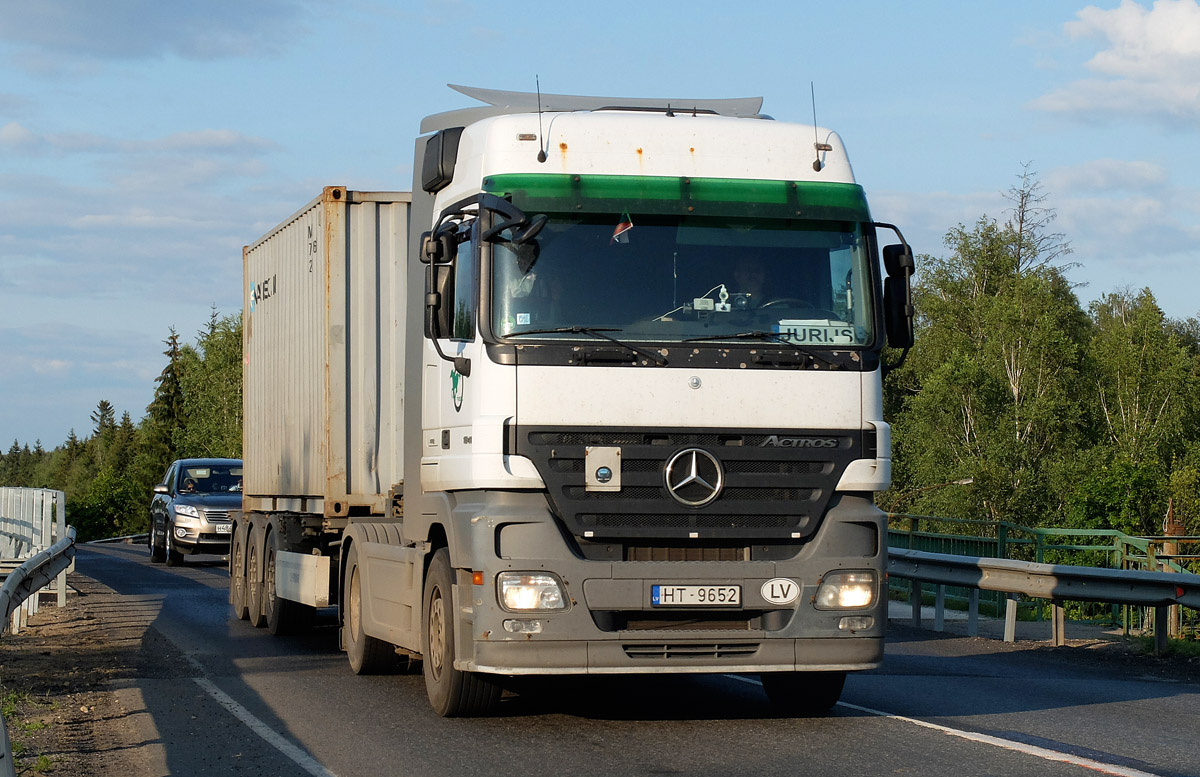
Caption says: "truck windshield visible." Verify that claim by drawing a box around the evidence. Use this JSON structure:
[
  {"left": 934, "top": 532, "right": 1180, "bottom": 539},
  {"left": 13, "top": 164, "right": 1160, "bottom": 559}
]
[{"left": 489, "top": 179, "right": 877, "bottom": 347}]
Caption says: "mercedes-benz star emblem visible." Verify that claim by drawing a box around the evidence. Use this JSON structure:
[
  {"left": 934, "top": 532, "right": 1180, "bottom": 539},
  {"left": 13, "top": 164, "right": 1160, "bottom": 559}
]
[{"left": 664, "top": 448, "right": 724, "bottom": 507}]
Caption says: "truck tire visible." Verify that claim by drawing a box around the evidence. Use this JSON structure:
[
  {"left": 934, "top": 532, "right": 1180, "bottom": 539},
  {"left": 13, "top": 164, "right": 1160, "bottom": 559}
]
[
  {"left": 229, "top": 522, "right": 249, "bottom": 620},
  {"left": 760, "top": 671, "right": 846, "bottom": 715},
  {"left": 422, "top": 548, "right": 502, "bottom": 717},
  {"left": 149, "top": 523, "right": 165, "bottom": 563},
  {"left": 265, "top": 529, "right": 315, "bottom": 636},
  {"left": 247, "top": 525, "right": 266, "bottom": 628},
  {"left": 166, "top": 522, "right": 184, "bottom": 566},
  {"left": 344, "top": 543, "right": 398, "bottom": 674}
]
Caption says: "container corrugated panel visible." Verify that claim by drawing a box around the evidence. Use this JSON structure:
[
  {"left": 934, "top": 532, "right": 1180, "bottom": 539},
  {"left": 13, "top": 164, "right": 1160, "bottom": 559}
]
[{"left": 243, "top": 187, "right": 411, "bottom": 516}]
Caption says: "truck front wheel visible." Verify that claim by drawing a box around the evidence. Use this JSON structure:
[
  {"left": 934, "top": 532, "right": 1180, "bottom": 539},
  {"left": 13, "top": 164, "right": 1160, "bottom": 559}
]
[
  {"left": 422, "top": 548, "right": 501, "bottom": 717},
  {"left": 343, "top": 543, "right": 398, "bottom": 673},
  {"left": 760, "top": 670, "right": 846, "bottom": 715}
]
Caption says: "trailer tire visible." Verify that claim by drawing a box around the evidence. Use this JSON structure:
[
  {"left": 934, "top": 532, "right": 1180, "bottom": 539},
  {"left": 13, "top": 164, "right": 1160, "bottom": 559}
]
[
  {"left": 344, "top": 543, "right": 398, "bottom": 674},
  {"left": 247, "top": 525, "right": 266, "bottom": 628},
  {"left": 230, "top": 522, "right": 249, "bottom": 620},
  {"left": 422, "top": 548, "right": 502, "bottom": 717},
  {"left": 265, "top": 530, "right": 315, "bottom": 636},
  {"left": 760, "top": 670, "right": 846, "bottom": 715}
]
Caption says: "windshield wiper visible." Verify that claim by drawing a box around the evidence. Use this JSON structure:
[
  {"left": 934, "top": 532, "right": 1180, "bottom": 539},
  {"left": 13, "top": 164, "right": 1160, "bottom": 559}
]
[
  {"left": 683, "top": 331, "right": 835, "bottom": 368},
  {"left": 506, "top": 326, "right": 668, "bottom": 366}
]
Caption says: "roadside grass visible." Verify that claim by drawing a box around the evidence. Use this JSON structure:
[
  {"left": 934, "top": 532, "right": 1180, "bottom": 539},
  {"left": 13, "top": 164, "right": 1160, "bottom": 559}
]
[{"left": 2, "top": 686, "right": 57, "bottom": 774}]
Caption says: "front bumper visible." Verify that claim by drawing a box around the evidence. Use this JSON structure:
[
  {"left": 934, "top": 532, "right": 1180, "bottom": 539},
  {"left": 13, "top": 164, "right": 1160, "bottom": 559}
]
[{"left": 447, "top": 492, "right": 887, "bottom": 676}]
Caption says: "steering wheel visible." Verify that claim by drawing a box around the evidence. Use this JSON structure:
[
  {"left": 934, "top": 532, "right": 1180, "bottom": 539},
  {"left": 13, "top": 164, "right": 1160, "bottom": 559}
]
[{"left": 759, "top": 297, "right": 813, "bottom": 309}]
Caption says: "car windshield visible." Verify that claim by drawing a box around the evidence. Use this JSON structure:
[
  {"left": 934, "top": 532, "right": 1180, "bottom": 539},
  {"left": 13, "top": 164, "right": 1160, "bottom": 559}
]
[
  {"left": 178, "top": 464, "right": 243, "bottom": 494},
  {"left": 486, "top": 176, "right": 877, "bottom": 347}
]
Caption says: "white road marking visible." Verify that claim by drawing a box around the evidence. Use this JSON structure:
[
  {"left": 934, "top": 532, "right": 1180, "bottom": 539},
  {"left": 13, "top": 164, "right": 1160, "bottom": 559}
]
[
  {"left": 193, "top": 676, "right": 338, "bottom": 777},
  {"left": 726, "top": 675, "right": 1161, "bottom": 777}
]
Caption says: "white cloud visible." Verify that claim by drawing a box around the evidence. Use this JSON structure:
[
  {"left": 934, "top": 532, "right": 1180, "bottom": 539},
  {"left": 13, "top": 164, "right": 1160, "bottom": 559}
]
[
  {"left": 1045, "top": 158, "right": 1168, "bottom": 193},
  {"left": 0, "top": 0, "right": 314, "bottom": 71},
  {"left": 1033, "top": 0, "right": 1200, "bottom": 124}
]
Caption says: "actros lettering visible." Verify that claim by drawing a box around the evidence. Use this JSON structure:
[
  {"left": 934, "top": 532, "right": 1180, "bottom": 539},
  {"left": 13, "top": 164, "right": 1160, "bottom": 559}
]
[{"left": 760, "top": 435, "right": 839, "bottom": 449}]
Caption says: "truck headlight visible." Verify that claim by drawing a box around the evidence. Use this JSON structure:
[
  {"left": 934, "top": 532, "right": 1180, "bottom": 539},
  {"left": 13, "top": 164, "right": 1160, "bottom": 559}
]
[
  {"left": 814, "top": 571, "right": 876, "bottom": 610},
  {"left": 497, "top": 572, "right": 568, "bottom": 612},
  {"left": 174, "top": 504, "right": 201, "bottom": 518}
]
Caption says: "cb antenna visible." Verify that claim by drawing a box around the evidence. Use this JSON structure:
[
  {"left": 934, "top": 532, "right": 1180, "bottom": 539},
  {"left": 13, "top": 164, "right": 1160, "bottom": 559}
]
[
  {"left": 810, "top": 82, "right": 832, "bottom": 172},
  {"left": 536, "top": 75, "right": 547, "bottom": 163}
]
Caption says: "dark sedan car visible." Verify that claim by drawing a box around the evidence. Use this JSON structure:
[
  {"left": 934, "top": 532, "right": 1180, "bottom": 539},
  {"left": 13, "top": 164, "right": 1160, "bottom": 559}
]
[{"left": 149, "top": 458, "right": 242, "bottom": 565}]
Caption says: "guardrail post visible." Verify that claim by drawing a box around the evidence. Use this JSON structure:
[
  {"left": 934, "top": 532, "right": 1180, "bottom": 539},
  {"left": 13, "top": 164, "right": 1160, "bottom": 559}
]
[
  {"left": 934, "top": 585, "right": 946, "bottom": 632},
  {"left": 1051, "top": 601, "right": 1066, "bottom": 647},
  {"left": 1154, "top": 606, "right": 1169, "bottom": 656},
  {"left": 967, "top": 589, "right": 979, "bottom": 637},
  {"left": 1003, "top": 595, "right": 1018, "bottom": 643},
  {"left": 54, "top": 491, "right": 67, "bottom": 608},
  {"left": 910, "top": 579, "right": 922, "bottom": 627}
]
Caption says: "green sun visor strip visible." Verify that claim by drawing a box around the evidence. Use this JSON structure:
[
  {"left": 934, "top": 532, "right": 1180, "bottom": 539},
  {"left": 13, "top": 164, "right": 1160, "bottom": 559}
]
[{"left": 482, "top": 174, "right": 871, "bottom": 222}]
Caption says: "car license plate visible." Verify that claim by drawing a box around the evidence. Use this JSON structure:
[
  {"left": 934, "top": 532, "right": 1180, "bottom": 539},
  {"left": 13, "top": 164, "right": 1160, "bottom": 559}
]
[
  {"left": 651, "top": 584, "right": 740, "bottom": 607},
  {"left": 214, "top": 523, "right": 232, "bottom": 534}
]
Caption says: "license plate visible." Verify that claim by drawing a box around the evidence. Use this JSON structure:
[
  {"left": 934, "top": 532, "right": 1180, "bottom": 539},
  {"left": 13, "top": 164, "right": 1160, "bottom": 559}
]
[
  {"left": 651, "top": 584, "right": 741, "bottom": 607},
  {"left": 213, "top": 523, "right": 232, "bottom": 534}
]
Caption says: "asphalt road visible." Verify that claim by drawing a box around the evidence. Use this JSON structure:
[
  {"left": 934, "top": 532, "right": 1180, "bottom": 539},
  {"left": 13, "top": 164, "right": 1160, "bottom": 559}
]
[{"left": 79, "top": 543, "right": 1200, "bottom": 777}]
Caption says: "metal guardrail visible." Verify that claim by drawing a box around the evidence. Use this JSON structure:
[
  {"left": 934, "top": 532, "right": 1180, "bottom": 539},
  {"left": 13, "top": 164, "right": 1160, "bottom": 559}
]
[
  {"left": 887, "top": 547, "right": 1200, "bottom": 654},
  {"left": 0, "top": 488, "right": 70, "bottom": 616},
  {"left": 0, "top": 525, "right": 77, "bottom": 777}
]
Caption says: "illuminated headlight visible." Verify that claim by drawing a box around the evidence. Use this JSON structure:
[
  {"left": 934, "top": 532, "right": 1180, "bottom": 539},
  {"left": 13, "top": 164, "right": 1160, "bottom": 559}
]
[
  {"left": 174, "top": 504, "right": 201, "bottom": 519},
  {"left": 497, "top": 572, "right": 568, "bottom": 612},
  {"left": 814, "top": 571, "right": 876, "bottom": 610}
]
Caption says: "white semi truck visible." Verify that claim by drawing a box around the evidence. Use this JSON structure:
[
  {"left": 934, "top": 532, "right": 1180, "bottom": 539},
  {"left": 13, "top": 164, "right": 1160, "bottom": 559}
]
[{"left": 233, "top": 85, "right": 915, "bottom": 717}]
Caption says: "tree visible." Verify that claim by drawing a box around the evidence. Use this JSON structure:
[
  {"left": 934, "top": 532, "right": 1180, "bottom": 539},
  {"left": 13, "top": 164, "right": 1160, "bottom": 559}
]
[
  {"left": 175, "top": 312, "right": 243, "bottom": 458},
  {"left": 886, "top": 171, "right": 1089, "bottom": 523}
]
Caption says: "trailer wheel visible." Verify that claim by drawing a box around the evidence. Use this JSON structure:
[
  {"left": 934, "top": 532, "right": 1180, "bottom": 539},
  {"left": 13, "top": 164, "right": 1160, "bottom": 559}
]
[
  {"left": 760, "top": 671, "right": 846, "bottom": 715},
  {"left": 246, "top": 526, "right": 266, "bottom": 628},
  {"left": 229, "top": 522, "right": 249, "bottom": 620},
  {"left": 344, "top": 543, "right": 398, "bottom": 674},
  {"left": 422, "top": 548, "right": 501, "bottom": 717},
  {"left": 265, "top": 529, "right": 315, "bottom": 636}
]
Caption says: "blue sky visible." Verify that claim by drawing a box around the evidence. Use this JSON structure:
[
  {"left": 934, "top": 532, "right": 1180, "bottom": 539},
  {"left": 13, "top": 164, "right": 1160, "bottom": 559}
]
[{"left": 2, "top": 0, "right": 1198, "bottom": 447}]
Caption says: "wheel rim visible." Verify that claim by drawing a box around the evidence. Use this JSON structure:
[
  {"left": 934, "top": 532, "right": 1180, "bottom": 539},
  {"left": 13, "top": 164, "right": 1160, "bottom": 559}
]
[
  {"left": 348, "top": 566, "right": 361, "bottom": 638},
  {"left": 264, "top": 546, "right": 276, "bottom": 616},
  {"left": 248, "top": 545, "right": 259, "bottom": 605},
  {"left": 232, "top": 536, "right": 244, "bottom": 601},
  {"left": 428, "top": 585, "right": 446, "bottom": 681}
]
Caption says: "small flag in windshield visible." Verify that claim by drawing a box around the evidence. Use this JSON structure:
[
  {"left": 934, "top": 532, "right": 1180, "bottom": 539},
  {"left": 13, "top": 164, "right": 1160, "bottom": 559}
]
[{"left": 611, "top": 210, "right": 633, "bottom": 244}]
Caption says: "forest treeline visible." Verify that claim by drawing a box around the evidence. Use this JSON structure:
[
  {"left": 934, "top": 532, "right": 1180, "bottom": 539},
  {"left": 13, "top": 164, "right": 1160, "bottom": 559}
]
[
  {"left": 1, "top": 174, "right": 1198, "bottom": 542},
  {"left": 0, "top": 310, "right": 242, "bottom": 541}
]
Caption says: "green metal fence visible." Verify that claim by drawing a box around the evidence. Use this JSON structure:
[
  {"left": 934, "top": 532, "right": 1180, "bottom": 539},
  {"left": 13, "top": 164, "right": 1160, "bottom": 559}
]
[{"left": 886, "top": 514, "right": 1200, "bottom": 635}]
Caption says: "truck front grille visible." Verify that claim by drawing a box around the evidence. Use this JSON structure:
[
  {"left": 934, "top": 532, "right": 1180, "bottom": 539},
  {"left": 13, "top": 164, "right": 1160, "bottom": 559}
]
[{"left": 514, "top": 426, "right": 862, "bottom": 541}]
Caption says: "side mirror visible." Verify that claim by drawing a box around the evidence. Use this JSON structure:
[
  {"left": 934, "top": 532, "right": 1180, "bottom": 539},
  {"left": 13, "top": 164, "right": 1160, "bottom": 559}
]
[
  {"left": 882, "top": 243, "right": 915, "bottom": 277},
  {"left": 514, "top": 214, "right": 547, "bottom": 245},
  {"left": 421, "top": 230, "right": 456, "bottom": 265},
  {"left": 153, "top": 484, "right": 169, "bottom": 495},
  {"left": 884, "top": 276, "right": 914, "bottom": 349}
]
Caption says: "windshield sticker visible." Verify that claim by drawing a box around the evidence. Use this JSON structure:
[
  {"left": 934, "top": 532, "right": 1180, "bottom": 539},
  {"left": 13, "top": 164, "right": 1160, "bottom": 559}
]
[
  {"left": 516, "top": 313, "right": 531, "bottom": 325},
  {"left": 610, "top": 210, "right": 633, "bottom": 244},
  {"left": 774, "top": 321, "right": 858, "bottom": 345}
]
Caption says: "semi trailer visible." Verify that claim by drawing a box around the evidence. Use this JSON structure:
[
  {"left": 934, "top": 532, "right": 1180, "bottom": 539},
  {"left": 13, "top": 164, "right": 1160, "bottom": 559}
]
[{"left": 233, "top": 84, "right": 915, "bottom": 716}]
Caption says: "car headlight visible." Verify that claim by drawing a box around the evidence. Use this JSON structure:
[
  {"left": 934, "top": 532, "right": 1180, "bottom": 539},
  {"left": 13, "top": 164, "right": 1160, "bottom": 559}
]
[
  {"left": 173, "top": 504, "right": 201, "bottom": 520},
  {"left": 497, "top": 572, "right": 568, "bottom": 612},
  {"left": 814, "top": 571, "right": 876, "bottom": 610}
]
